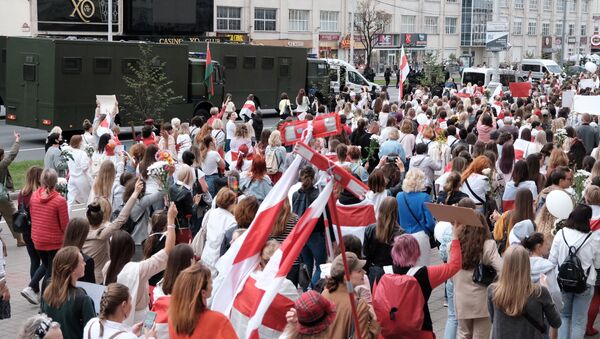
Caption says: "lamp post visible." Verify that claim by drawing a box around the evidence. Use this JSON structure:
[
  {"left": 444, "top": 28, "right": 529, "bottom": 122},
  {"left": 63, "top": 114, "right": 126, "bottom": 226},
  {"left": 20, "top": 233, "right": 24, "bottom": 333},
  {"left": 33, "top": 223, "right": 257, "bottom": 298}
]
[{"left": 108, "top": 0, "right": 113, "bottom": 41}]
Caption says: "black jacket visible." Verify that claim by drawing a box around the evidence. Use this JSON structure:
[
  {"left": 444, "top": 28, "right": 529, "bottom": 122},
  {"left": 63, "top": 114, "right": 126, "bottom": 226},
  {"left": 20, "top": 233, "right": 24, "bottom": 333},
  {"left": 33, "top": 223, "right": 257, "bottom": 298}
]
[{"left": 169, "top": 183, "right": 194, "bottom": 228}]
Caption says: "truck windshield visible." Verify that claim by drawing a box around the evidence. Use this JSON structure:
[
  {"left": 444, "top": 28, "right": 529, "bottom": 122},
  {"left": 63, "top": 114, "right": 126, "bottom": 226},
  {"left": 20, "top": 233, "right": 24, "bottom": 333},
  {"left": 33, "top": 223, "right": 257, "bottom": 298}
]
[
  {"left": 545, "top": 64, "right": 562, "bottom": 73},
  {"left": 462, "top": 72, "right": 485, "bottom": 85}
]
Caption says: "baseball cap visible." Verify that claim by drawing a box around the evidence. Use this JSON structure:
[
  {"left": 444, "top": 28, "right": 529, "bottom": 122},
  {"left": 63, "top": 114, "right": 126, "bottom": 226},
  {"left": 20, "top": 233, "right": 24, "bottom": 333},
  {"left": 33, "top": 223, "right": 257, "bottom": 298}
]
[{"left": 330, "top": 252, "right": 366, "bottom": 279}]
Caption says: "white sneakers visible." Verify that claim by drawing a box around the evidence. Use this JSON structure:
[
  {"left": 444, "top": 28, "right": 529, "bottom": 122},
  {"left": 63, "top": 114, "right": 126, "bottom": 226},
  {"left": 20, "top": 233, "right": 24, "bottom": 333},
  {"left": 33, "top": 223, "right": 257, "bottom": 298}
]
[{"left": 20, "top": 286, "right": 39, "bottom": 305}]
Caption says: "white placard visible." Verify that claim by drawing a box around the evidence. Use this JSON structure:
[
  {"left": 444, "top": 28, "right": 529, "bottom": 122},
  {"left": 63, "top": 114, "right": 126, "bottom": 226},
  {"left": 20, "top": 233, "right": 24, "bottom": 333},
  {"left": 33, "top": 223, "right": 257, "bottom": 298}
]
[
  {"left": 579, "top": 79, "right": 596, "bottom": 89},
  {"left": 96, "top": 95, "right": 117, "bottom": 116},
  {"left": 562, "top": 90, "right": 576, "bottom": 109},
  {"left": 76, "top": 281, "right": 106, "bottom": 314},
  {"left": 573, "top": 95, "right": 600, "bottom": 115}
]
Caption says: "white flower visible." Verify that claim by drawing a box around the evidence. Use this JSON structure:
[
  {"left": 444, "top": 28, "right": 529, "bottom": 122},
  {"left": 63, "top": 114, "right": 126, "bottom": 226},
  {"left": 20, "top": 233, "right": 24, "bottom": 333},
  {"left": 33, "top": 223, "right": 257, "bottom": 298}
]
[
  {"left": 482, "top": 168, "right": 492, "bottom": 175},
  {"left": 370, "top": 134, "right": 381, "bottom": 143},
  {"left": 555, "top": 128, "right": 567, "bottom": 137},
  {"left": 147, "top": 161, "right": 169, "bottom": 178},
  {"left": 57, "top": 177, "right": 68, "bottom": 186},
  {"left": 575, "top": 169, "right": 591, "bottom": 178}
]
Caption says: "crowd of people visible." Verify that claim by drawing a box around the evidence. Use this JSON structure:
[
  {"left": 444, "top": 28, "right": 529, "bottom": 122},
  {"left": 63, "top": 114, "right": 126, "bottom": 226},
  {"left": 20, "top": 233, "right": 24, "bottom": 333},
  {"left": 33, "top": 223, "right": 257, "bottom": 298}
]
[{"left": 1, "top": 71, "right": 600, "bottom": 339}]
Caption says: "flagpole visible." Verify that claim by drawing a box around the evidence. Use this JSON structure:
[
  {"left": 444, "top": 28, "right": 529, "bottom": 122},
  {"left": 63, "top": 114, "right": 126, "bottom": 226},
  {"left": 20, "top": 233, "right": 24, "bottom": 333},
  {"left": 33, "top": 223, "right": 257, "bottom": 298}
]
[{"left": 327, "top": 194, "right": 363, "bottom": 339}]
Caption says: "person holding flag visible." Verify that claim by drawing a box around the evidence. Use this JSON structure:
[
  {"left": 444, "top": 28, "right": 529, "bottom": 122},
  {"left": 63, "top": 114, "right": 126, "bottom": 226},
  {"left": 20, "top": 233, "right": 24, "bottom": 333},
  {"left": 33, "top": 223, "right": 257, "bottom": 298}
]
[
  {"left": 398, "top": 46, "right": 410, "bottom": 103},
  {"left": 205, "top": 43, "right": 215, "bottom": 99}
]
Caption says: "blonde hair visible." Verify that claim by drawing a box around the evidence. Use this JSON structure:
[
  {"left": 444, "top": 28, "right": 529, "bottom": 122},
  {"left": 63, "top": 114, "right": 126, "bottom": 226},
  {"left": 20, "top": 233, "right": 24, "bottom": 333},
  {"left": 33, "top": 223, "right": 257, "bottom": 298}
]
[
  {"left": 586, "top": 185, "right": 600, "bottom": 206},
  {"left": 211, "top": 119, "right": 223, "bottom": 130},
  {"left": 260, "top": 240, "right": 280, "bottom": 269},
  {"left": 402, "top": 169, "right": 426, "bottom": 193},
  {"left": 269, "top": 130, "right": 283, "bottom": 147},
  {"left": 40, "top": 169, "right": 58, "bottom": 195},
  {"left": 92, "top": 161, "right": 116, "bottom": 201},
  {"left": 492, "top": 245, "right": 540, "bottom": 316},
  {"left": 272, "top": 199, "right": 292, "bottom": 237},
  {"left": 171, "top": 118, "right": 181, "bottom": 130},
  {"left": 180, "top": 122, "right": 191, "bottom": 135},
  {"left": 176, "top": 164, "right": 195, "bottom": 187},
  {"left": 388, "top": 128, "right": 400, "bottom": 140}
]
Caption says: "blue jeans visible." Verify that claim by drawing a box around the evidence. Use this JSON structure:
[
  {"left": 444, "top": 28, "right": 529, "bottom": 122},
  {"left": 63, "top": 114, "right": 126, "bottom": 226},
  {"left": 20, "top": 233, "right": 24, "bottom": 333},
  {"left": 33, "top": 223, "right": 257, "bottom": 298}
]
[
  {"left": 301, "top": 231, "right": 328, "bottom": 290},
  {"left": 444, "top": 279, "right": 458, "bottom": 339},
  {"left": 205, "top": 174, "right": 220, "bottom": 198},
  {"left": 559, "top": 285, "right": 593, "bottom": 339}
]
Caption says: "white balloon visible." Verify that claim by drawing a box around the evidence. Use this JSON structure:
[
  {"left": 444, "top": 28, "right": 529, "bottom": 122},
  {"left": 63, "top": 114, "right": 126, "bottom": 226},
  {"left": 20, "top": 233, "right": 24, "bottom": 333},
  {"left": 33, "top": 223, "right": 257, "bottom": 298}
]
[
  {"left": 546, "top": 190, "right": 574, "bottom": 220},
  {"left": 585, "top": 61, "right": 598, "bottom": 73},
  {"left": 434, "top": 221, "right": 452, "bottom": 243}
]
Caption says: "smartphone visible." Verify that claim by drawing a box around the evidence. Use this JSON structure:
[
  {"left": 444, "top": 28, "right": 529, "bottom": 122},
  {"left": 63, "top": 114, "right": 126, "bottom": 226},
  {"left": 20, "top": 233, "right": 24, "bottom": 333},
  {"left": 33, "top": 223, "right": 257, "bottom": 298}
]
[{"left": 143, "top": 311, "right": 156, "bottom": 330}]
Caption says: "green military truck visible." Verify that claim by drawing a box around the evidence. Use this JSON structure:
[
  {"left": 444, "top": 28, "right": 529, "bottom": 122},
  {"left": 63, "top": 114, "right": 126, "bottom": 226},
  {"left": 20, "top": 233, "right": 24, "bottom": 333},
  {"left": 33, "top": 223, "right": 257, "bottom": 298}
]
[{"left": 0, "top": 36, "right": 329, "bottom": 131}]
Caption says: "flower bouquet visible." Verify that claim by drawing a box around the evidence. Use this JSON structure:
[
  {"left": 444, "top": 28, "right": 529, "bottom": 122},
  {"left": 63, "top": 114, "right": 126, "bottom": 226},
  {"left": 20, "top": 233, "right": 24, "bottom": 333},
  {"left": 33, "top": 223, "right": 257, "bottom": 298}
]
[
  {"left": 148, "top": 151, "right": 176, "bottom": 191},
  {"left": 56, "top": 149, "right": 74, "bottom": 172},
  {"left": 573, "top": 169, "right": 591, "bottom": 203},
  {"left": 84, "top": 144, "right": 95, "bottom": 158},
  {"left": 554, "top": 128, "right": 567, "bottom": 149},
  {"left": 55, "top": 177, "right": 68, "bottom": 198},
  {"left": 365, "top": 134, "right": 380, "bottom": 163}
]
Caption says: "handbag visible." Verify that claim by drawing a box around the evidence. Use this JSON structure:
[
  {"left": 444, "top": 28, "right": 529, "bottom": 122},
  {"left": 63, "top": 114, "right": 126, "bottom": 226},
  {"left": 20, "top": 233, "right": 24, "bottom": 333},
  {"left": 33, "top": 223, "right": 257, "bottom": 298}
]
[
  {"left": 0, "top": 296, "right": 10, "bottom": 319},
  {"left": 472, "top": 262, "right": 497, "bottom": 286},
  {"left": 522, "top": 309, "right": 547, "bottom": 334},
  {"left": 12, "top": 196, "right": 30, "bottom": 234},
  {"left": 298, "top": 263, "right": 311, "bottom": 291},
  {"left": 464, "top": 179, "right": 496, "bottom": 230}
]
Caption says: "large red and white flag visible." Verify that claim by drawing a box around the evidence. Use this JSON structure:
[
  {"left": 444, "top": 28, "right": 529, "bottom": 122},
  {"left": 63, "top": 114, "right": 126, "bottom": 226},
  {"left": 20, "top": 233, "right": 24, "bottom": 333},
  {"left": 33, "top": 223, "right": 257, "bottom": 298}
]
[
  {"left": 333, "top": 198, "right": 376, "bottom": 243},
  {"left": 211, "top": 155, "right": 303, "bottom": 315},
  {"left": 398, "top": 45, "right": 410, "bottom": 103},
  {"left": 239, "top": 100, "right": 256, "bottom": 121},
  {"left": 245, "top": 181, "right": 334, "bottom": 339}
]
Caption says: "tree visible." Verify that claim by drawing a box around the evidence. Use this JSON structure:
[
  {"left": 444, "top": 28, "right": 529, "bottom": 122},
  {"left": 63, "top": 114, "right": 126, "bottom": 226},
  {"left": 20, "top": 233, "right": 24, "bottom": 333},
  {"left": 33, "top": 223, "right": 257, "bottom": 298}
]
[
  {"left": 419, "top": 52, "right": 446, "bottom": 96},
  {"left": 122, "top": 44, "right": 182, "bottom": 124},
  {"left": 354, "top": 0, "right": 392, "bottom": 68}
]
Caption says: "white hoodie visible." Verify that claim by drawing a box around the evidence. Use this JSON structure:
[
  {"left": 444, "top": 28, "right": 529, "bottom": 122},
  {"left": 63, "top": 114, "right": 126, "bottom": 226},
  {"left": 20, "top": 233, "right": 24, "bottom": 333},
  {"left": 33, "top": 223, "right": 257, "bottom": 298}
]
[{"left": 530, "top": 256, "right": 563, "bottom": 311}]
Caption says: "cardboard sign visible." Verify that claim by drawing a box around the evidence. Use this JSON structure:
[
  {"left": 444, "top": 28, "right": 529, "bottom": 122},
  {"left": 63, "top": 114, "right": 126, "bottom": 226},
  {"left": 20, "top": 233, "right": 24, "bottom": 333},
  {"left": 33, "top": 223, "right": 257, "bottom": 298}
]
[
  {"left": 509, "top": 82, "right": 532, "bottom": 98},
  {"left": 425, "top": 203, "right": 485, "bottom": 228},
  {"left": 76, "top": 281, "right": 106, "bottom": 314},
  {"left": 579, "top": 79, "right": 596, "bottom": 89},
  {"left": 573, "top": 95, "right": 600, "bottom": 115},
  {"left": 96, "top": 95, "right": 117, "bottom": 116}
]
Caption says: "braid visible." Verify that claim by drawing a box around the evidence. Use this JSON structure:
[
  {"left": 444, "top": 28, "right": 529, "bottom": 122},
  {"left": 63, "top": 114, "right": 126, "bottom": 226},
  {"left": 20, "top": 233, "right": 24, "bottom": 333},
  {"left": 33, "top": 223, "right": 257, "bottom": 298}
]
[
  {"left": 98, "top": 289, "right": 110, "bottom": 337},
  {"left": 98, "top": 283, "right": 130, "bottom": 337}
]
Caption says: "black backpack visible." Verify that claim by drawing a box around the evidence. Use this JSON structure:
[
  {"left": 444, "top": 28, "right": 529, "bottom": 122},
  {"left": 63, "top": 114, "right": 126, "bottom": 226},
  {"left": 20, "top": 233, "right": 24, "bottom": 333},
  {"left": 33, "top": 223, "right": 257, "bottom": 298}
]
[{"left": 557, "top": 231, "right": 593, "bottom": 294}]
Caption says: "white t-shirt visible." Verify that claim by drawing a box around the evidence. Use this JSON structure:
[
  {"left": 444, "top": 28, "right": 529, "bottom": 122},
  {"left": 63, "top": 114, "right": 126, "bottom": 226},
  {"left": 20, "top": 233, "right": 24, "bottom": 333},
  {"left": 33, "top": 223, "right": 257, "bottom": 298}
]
[
  {"left": 460, "top": 173, "right": 490, "bottom": 204},
  {"left": 226, "top": 120, "right": 236, "bottom": 140},
  {"left": 201, "top": 150, "right": 221, "bottom": 175}
]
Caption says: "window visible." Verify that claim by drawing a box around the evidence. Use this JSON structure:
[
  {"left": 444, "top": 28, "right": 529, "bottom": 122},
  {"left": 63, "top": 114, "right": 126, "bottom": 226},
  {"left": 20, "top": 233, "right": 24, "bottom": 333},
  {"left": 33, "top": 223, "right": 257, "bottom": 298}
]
[
  {"left": 401, "top": 15, "right": 416, "bottom": 33},
  {"left": 446, "top": 0, "right": 458, "bottom": 3},
  {"left": 320, "top": 11, "right": 339, "bottom": 32},
  {"left": 530, "top": 0, "right": 538, "bottom": 9},
  {"left": 557, "top": 0, "right": 564, "bottom": 11},
  {"left": 581, "top": 24, "right": 587, "bottom": 36},
  {"left": 515, "top": 0, "right": 524, "bottom": 9},
  {"left": 261, "top": 57, "right": 274, "bottom": 70},
  {"left": 569, "top": 23, "right": 575, "bottom": 36},
  {"left": 255, "top": 8, "right": 276, "bottom": 31},
  {"left": 445, "top": 17, "right": 458, "bottom": 34},
  {"left": 348, "top": 71, "right": 366, "bottom": 85},
  {"left": 568, "top": 0, "right": 575, "bottom": 12},
  {"left": 93, "top": 57, "right": 112, "bottom": 74},
  {"left": 544, "top": 0, "right": 552, "bottom": 10},
  {"left": 224, "top": 56, "right": 237, "bottom": 69},
  {"left": 23, "top": 64, "right": 36, "bottom": 81},
  {"left": 500, "top": 0, "right": 508, "bottom": 7},
  {"left": 528, "top": 22, "right": 537, "bottom": 35},
  {"left": 279, "top": 58, "right": 290, "bottom": 77},
  {"left": 583, "top": 1, "right": 589, "bottom": 12},
  {"left": 289, "top": 10, "right": 309, "bottom": 32},
  {"left": 62, "top": 57, "right": 82, "bottom": 74},
  {"left": 555, "top": 22, "right": 563, "bottom": 35},
  {"left": 542, "top": 22, "right": 550, "bottom": 35},
  {"left": 513, "top": 20, "right": 522, "bottom": 35},
  {"left": 425, "top": 16, "right": 438, "bottom": 34},
  {"left": 217, "top": 7, "right": 242, "bottom": 31},
  {"left": 522, "top": 64, "right": 541, "bottom": 72},
  {"left": 243, "top": 57, "right": 256, "bottom": 69}
]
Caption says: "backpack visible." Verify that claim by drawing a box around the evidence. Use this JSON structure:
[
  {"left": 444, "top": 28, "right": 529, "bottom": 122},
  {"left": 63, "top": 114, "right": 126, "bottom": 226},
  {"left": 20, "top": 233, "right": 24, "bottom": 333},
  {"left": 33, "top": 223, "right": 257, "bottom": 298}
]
[
  {"left": 557, "top": 231, "right": 593, "bottom": 294},
  {"left": 111, "top": 205, "right": 145, "bottom": 234},
  {"left": 265, "top": 148, "right": 279, "bottom": 175},
  {"left": 373, "top": 268, "right": 425, "bottom": 338},
  {"left": 12, "top": 196, "right": 30, "bottom": 233}
]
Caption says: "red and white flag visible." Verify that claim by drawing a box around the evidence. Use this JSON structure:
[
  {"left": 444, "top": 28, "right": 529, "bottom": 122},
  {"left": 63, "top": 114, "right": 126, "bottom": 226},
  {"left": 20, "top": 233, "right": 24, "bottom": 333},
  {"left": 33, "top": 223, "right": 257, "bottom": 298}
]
[
  {"left": 333, "top": 198, "right": 376, "bottom": 243},
  {"left": 245, "top": 181, "right": 334, "bottom": 339},
  {"left": 398, "top": 46, "right": 410, "bottom": 103},
  {"left": 240, "top": 100, "right": 256, "bottom": 121},
  {"left": 211, "top": 155, "right": 303, "bottom": 315}
]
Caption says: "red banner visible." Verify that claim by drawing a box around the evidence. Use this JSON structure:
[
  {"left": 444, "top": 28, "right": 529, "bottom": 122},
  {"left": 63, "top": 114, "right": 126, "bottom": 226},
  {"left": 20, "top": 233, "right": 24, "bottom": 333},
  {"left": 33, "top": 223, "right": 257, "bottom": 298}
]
[{"left": 509, "top": 82, "right": 532, "bottom": 98}]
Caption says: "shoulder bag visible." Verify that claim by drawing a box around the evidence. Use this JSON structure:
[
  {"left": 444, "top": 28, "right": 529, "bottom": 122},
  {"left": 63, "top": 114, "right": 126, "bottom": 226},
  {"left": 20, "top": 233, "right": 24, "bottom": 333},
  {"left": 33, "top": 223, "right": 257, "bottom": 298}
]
[{"left": 464, "top": 178, "right": 496, "bottom": 229}]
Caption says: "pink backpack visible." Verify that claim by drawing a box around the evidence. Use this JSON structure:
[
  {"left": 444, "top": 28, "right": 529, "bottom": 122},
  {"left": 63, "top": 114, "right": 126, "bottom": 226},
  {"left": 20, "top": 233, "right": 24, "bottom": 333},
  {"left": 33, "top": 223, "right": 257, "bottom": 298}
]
[{"left": 373, "top": 268, "right": 425, "bottom": 338}]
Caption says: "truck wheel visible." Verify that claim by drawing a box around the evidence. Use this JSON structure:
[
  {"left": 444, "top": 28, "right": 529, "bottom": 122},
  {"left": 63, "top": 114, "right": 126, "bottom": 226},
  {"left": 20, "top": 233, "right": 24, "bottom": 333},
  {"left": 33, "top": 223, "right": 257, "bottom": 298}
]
[{"left": 193, "top": 107, "right": 210, "bottom": 122}]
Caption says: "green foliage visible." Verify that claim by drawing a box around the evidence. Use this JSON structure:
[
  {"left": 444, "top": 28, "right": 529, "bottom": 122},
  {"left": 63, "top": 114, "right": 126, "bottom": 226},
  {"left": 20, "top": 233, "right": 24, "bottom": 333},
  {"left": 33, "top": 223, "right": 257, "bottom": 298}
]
[
  {"left": 121, "top": 44, "right": 182, "bottom": 124},
  {"left": 419, "top": 52, "right": 445, "bottom": 88}
]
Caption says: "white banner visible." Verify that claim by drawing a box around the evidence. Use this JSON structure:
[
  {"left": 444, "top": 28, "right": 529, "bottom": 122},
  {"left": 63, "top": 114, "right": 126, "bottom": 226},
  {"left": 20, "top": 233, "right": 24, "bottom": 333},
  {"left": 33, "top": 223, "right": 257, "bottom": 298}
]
[
  {"left": 579, "top": 79, "right": 596, "bottom": 89},
  {"left": 573, "top": 95, "right": 600, "bottom": 115},
  {"left": 562, "top": 90, "right": 576, "bottom": 109}
]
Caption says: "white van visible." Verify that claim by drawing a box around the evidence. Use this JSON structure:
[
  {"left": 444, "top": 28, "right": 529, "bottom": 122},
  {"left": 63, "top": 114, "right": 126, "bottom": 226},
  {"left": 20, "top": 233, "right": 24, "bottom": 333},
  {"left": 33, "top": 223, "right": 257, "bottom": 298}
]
[
  {"left": 323, "top": 59, "right": 381, "bottom": 94},
  {"left": 461, "top": 68, "right": 520, "bottom": 87},
  {"left": 519, "top": 59, "right": 562, "bottom": 80}
]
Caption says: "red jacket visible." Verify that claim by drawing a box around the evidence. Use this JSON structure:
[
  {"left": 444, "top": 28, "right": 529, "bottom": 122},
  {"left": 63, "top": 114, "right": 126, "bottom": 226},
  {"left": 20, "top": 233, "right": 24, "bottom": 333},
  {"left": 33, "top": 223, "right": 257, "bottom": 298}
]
[{"left": 30, "top": 187, "right": 68, "bottom": 251}]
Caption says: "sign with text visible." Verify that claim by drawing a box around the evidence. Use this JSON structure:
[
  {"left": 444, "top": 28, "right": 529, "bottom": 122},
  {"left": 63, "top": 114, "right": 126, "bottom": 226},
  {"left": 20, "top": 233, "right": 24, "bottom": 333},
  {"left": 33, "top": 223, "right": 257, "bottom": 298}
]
[
  {"left": 486, "top": 21, "right": 509, "bottom": 52},
  {"left": 400, "top": 33, "right": 427, "bottom": 48},
  {"left": 36, "top": 0, "right": 120, "bottom": 33}
]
